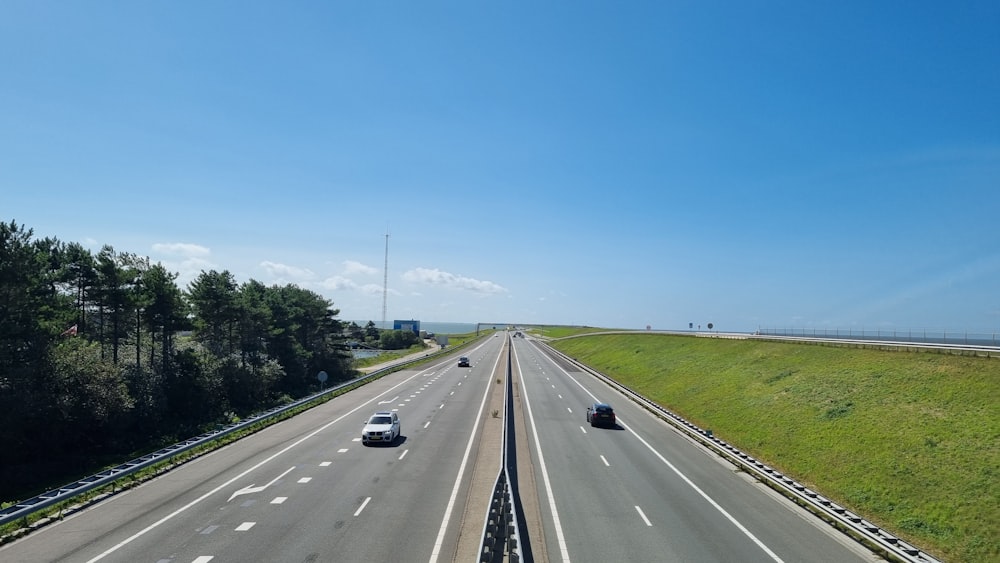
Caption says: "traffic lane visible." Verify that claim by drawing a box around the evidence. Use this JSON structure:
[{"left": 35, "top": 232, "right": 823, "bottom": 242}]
[
  {"left": 557, "top": 364, "right": 873, "bottom": 563},
  {"left": 159, "top": 343, "right": 505, "bottom": 563},
  {"left": 524, "top": 339, "right": 872, "bottom": 563},
  {"left": 121, "top": 358, "right": 497, "bottom": 563},
  {"left": 0, "top": 352, "right": 487, "bottom": 563},
  {"left": 515, "top": 346, "right": 778, "bottom": 563}
]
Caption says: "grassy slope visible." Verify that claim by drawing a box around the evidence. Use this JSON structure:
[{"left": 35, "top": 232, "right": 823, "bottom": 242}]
[{"left": 549, "top": 333, "right": 998, "bottom": 562}]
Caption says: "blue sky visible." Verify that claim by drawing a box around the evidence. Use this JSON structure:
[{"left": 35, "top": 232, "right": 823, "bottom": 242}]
[{"left": 3, "top": 2, "right": 998, "bottom": 332}]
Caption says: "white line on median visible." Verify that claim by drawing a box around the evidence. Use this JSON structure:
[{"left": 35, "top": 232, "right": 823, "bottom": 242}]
[
  {"left": 428, "top": 341, "right": 502, "bottom": 563},
  {"left": 554, "top": 362, "right": 785, "bottom": 563},
  {"left": 85, "top": 369, "right": 434, "bottom": 562},
  {"left": 513, "top": 346, "right": 572, "bottom": 563}
]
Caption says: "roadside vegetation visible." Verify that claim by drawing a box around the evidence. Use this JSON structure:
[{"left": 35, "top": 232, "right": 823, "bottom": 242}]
[
  {"left": 0, "top": 220, "right": 403, "bottom": 503},
  {"left": 523, "top": 325, "right": 613, "bottom": 339},
  {"left": 549, "top": 332, "right": 998, "bottom": 562}
]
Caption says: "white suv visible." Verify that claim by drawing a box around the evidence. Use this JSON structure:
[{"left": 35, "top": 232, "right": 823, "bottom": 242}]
[{"left": 362, "top": 411, "right": 400, "bottom": 446}]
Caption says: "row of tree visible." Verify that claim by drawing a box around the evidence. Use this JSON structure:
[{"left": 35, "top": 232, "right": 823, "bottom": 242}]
[{"left": 0, "top": 220, "right": 372, "bottom": 499}]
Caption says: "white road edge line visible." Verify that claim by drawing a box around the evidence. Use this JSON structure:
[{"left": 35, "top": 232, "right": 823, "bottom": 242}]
[
  {"left": 85, "top": 368, "right": 435, "bottom": 563},
  {"left": 513, "top": 345, "right": 572, "bottom": 563},
  {"left": 427, "top": 339, "right": 502, "bottom": 563},
  {"left": 554, "top": 360, "right": 786, "bottom": 563}
]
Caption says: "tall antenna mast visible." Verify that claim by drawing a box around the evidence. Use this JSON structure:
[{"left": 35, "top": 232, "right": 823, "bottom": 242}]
[{"left": 381, "top": 230, "right": 389, "bottom": 329}]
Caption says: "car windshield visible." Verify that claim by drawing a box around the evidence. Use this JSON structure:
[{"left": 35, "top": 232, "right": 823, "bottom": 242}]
[
  {"left": 596, "top": 406, "right": 613, "bottom": 413},
  {"left": 370, "top": 416, "right": 392, "bottom": 424}
]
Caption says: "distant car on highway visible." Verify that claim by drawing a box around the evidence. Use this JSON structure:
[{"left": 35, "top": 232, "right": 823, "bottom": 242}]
[
  {"left": 458, "top": 356, "right": 470, "bottom": 367},
  {"left": 362, "top": 411, "right": 400, "bottom": 445},
  {"left": 586, "top": 403, "right": 616, "bottom": 427}
]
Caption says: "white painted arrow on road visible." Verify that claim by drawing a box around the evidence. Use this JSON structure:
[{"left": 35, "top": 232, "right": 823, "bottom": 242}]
[{"left": 228, "top": 466, "right": 296, "bottom": 502}]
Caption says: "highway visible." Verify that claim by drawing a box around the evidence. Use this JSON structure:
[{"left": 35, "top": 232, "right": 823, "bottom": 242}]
[
  {"left": 0, "top": 337, "right": 508, "bottom": 563},
  {"left": 1, "top": 332, "right": 882, "bottom": 562},
  {"left": 510, "top": 336, "right": 877, "bottom": 563}
]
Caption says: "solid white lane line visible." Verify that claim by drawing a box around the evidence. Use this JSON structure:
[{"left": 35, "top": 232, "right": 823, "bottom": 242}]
[
  {"left": 635, "top": 506, "right": 652, "bottom": 527},
  {"left": 354, "top": 497, "right": 371, "bottom": 517},
  {"left": 85, "top": 366, "right": 435, "bottom": 562},
  {"left": 428, "top": 343, "right": 502, "bottom": 563},
  {"left": 554, "top": 366, "right": 785, "bottom": 563},
  {"left": 513, "top": 347, "right": 572, "bottom": 563}
]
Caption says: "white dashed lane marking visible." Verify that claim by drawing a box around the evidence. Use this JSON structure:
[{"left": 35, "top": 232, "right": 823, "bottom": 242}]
[
  {"left": 235, "top": 522, "right": 255, "bottom": 532},
  {"left": 636, "top": 506, "right": 652, "bottom": 526},
  {"left": 270, "top": 497, "right": 287, "bottom": 505}
]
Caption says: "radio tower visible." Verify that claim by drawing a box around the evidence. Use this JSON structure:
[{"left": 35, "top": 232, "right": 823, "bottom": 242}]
[{"left": 381, "top": 231, "right": 389, "bottom": 330}]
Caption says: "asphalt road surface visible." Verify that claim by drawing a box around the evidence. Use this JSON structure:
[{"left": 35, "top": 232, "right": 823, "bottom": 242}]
[
  {"left": 2, "top": 332, "right": 882, "bottom": 562},
  {"left": 509, "top": 336, "right": 879, "bottom": 563}
]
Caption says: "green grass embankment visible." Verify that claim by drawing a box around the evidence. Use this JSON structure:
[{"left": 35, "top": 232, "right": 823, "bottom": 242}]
[{"left": 549, "top": 333, "right": 998, "bottom": 563}]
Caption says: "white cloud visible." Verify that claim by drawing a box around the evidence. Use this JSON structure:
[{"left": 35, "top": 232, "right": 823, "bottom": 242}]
[
  {"left": 320, "top": 275, "right": 358, "bottom": 290},
  {"left": 402, "top": 267, "right": 507, "bottom": 295},
  {"left": 360, "top": 283, "right": 399, "bottom": 296},
  {"left": 151, "top": 242, "right": 211, "bottom": 257},
  {"left": 148, "top": 242, "right": 216, "bottom": 289},
  {"left": 259, "top": 261, "right": 316, "bottom": 280},
  {"left": 343, "top": 260, "right": 378, "bottom": 275}
]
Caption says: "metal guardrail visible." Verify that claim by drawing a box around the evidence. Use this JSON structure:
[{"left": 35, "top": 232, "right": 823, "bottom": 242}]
[
  {"left": 0, "top": 356, "right": 431, "bottom": 530},
  {"left": 480, "top": 335, "right": 523, "bottom": 562},
  {"left": 757, "top": 327, "right": 1000, "bottom": 348},
  {"left": 534, "top": 340, "right": 943, "bottom": 563}
]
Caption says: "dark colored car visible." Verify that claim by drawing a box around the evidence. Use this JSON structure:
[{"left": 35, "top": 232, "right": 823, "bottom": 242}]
[
  {"left": 458, "top": 356, "right": 470, "bottom": 367},
  {"left": 586, "top": 403, "right": 616, "bottom": 427}
]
